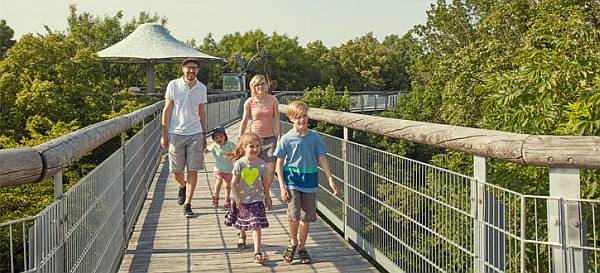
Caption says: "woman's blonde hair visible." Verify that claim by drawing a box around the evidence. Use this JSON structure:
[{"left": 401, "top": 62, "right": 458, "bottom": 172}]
[
  {"left": 228, "top": 132, "right": 261, "bottom": 161},
  {"left": 287, "top": 101, "right": 309, "bottom": 120},
  {"left": 249, "top": 74, "right": 267, "bottom": 97}
]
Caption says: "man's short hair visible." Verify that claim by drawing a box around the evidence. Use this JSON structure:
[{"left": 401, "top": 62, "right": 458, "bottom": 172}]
[
  {"left": 287, "top": 101, "right": 309, "bottom": 119},
  {"left": 181, "top": 58, "right": 200, "bottom": 67}
]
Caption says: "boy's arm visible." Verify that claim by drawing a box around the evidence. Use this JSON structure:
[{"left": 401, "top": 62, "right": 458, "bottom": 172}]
[
  {"left": 275, "top": 158, "right": 290, "bottom": 202},
  {"left": 318, "top": 155, "right": 338, "bottom": 196}
]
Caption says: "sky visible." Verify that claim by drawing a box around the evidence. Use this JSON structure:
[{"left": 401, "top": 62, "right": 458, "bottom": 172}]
[{"left": 0, "top": 0, "right": 435, "bottom": 47}]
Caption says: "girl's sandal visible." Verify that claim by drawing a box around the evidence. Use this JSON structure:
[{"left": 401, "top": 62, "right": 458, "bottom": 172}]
[
  {"left": 237, "top": 233, "right": 246, "bottom": 250},
  {"left": 283, "top": 241, "right": 297, "bottom": 263},
  {"left": 253, "top": 252, "right": 266, "bottom": 264},
  {"left": 298, "top": 249, "right": 311, "bottom": 264}
]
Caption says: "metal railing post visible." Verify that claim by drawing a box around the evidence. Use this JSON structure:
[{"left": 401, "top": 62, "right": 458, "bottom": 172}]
[
  {"left": 53, "top": 170, "right": 65, "bottom": 273},
  {"left": 374, "top": 94, "right": 378, "bottom": 112},
  {"left": 547, "top": 168, "right": 587, "bottom": 273},
  {"left": 359, "top": 95, "right": 364, "bottom": 113},
  {"left": 384, "top": 93, "right": 389, "bottom": 111},
  {"left": 342, "top": 126, "right": 349, "bottom": 241},
  {"left": 472, "top": 155, "right": 486, "bottom": 273}
]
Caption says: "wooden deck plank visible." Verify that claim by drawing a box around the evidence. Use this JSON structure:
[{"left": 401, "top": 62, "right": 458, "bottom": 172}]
[{"left": 118, "top": 123, "right": 379, "bottom": 273}]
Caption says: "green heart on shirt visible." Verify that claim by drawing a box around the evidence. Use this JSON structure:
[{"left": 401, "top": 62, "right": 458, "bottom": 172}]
[{"left": 241, "top": 167, "right": 259, "bottom": 187}]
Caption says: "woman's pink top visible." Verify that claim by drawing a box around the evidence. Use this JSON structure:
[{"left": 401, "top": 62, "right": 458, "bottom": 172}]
[{"left": 245, "top": 95, "right": 278, "bottom": 138}]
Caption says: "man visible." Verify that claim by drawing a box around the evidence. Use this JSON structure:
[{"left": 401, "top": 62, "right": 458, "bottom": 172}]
[{"left": 161, "top": 58, "right": 208, "bottom": 217}]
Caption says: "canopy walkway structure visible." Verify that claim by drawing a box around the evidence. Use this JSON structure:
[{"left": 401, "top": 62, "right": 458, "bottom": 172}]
[{"left": 1, "top": 91, "right": 599, "bottom": 273}]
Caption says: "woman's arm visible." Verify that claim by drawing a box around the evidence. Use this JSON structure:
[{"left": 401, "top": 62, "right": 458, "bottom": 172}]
[
  {"left": 239, "top": 99, "right": 250, "bottom": 137},
  {"left": 273, "top": 96, "right": 281, "bottom": 139}
]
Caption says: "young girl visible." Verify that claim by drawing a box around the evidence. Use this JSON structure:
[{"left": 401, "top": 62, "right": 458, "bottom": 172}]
[
  {"left": 224, "top": 133, "right": 273, "bottom": 264},
  {"left": 205, "top": 127, "right": 235, "bottom": 208}
]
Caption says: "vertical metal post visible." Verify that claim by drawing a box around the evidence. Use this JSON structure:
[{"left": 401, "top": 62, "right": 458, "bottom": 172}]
[
  {"left": 472, "top": 155, "right": 486, "bottom": 273},
  {"left": 359, "top": 95, "right": 364, "bottom": 113},
  {"left": 342, "top": 126, "right": 349, "bottom": 241},
  {"left": 374, "top": 95, "right": 378, "bottom": 112},
  {"left": 53, "top": 170, "right": 65, "bottom": 273},
  {"left": 54, "top": 170, "right": 63, "bottom": 201},
  {"left": 121, "top": 132, "right": 128, "bottom": 242},
  {"left": 384, "top": 94, "right": 389, "bottom": 111},
  {"left": 547, "top": 168, "right": 586, "bottom": 273}
]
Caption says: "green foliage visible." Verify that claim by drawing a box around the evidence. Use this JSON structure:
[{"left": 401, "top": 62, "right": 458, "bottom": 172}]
[
  {"left": 299, "top": 82, "right": 353, "bottom": 136},
  {"left": 0, "top": 19, "right": 15, "bottom": 58}
]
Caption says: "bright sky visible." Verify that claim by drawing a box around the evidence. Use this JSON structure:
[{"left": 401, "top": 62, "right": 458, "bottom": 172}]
[{"left": 0, "top": 0, "right": 435, "bottom": 47}]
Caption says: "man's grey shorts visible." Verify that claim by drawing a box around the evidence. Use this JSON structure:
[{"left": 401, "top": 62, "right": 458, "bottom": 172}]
[
  {"left": 168, "top": 133, "right": 204, "bottom": 173},
  {"left": 287, "top": 189, "right": 317, "bottom": 222}
]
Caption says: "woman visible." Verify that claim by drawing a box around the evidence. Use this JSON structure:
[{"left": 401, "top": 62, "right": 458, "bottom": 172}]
[{"left": 239, "top": 74, "right": 281, "bottom": 190}]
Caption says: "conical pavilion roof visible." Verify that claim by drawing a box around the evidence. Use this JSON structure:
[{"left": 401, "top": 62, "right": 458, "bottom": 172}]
[{"left": 97, "top": 23, "right": 221, "bottom": 61}]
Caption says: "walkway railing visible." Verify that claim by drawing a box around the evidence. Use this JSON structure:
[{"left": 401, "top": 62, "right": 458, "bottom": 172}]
[
  {"left": 2, "top": 91, "right": 599, "bottom": 273},
  {"left": 278, "top": 105, "right": 600, "bottom": 273},
  {"left": 0, "top": 93, "right": 244, "bottom": 273},
  {"left": 275, "top": 91, "right": 404, "bottom": 113}
]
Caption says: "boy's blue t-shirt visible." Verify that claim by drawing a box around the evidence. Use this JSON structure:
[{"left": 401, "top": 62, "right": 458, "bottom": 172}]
[
  {"left": 206, "top": 141, "right": 235, "bottom": 173},
  {"left": 273, "top": 130, "right": 328, "bottom": 193}
]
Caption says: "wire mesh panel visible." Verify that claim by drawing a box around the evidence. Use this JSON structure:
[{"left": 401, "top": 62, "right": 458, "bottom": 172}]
[
  {"left": 123, "top": 116, "right": 161, "bottom": 236},
  {"left": 61, "top": 148, "right": 124, "bottom": 273},
  {"left": 345, "top": 141, "right": 475, "bottom": 272}
]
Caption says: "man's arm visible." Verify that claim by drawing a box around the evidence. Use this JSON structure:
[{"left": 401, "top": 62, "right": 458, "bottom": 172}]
[
  {"left": 199, "top": 102, "right": 207, "bottom": 148},
  {"left": 318, "top": 155, "right": 338, "bottom": 196},
  {"left": 161, "top": 100, "right": 174, "bottom": 149}
]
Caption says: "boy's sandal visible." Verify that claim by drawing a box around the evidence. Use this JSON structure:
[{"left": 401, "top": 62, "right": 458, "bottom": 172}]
[
  {"left": 224, "top": 199, "right": 231, "bottom": 208},
  {"left": 237, "top": 233, "right": 246, "bottom": 250},
  {"left": 253, "top": 252, "right": 266, "bottom": 264},
  {"left": 211, "top": 196, "right": 219, "bottom": 207},
  {"left": 298, "top": 249, "right": 311, "bottom": 264},
  {"left": 283, "top": 241, "right": 297, "bottom": 263}
]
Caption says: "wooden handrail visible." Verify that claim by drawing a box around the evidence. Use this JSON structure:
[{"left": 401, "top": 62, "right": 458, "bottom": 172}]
[
  {"left": 0, "top": 92, "right": 249, "bottom": 188},
  {"left": 0, "top": 101, "right": 164, "bottom": 187},
  {"left": 278, "top": 105, "right": 600, "bottom": 169}
]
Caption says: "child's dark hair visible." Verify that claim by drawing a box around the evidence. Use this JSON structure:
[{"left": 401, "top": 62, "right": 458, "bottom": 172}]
[
  {"left": 228, "top": 132, "right": 260, "bottom": 161},
  {"left": 211, "top": 126, "right": 228, "bottom": 142}
]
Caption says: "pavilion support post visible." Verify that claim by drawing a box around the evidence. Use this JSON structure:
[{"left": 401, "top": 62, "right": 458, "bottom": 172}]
[{"left": 146, "top": 61, "right": 155, "bottom": 93}]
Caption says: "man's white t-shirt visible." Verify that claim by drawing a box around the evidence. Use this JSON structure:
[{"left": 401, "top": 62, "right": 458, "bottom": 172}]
[{"left": 165, "top": 77, "right": 207, "bottom": 135}]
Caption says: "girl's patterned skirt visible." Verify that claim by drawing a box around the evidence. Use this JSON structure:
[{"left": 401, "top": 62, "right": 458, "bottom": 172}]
[{"left": 224, "top": 200, "right": 269, "bottom": 231}]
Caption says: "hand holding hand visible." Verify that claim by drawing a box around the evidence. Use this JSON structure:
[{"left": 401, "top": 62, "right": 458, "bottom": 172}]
[
  {"left": 264, "top": 196, "right": 272, "bottom": 210},
  {"left": 160, "top": 136, "right": 169, "bottom": 149}
]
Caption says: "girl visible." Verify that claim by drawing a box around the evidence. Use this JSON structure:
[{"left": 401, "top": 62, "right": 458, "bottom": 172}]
[
  {"left": 239, "top": 75, "right": 281, "bottom": 190},
  {"left": 205, "top": 126, "right": 235, "bottom": 208},
  {"left": 225, "top": 133, "right": 273, "bottom": 264}
]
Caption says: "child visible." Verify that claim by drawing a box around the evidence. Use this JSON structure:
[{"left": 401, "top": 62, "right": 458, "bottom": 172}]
[
  {"left": 205, "top": 126, "right": 235, "bottom": 208},
  {"left": 224, "top": 132, "right": 273, "bottom": 264},
  {"left": 273, "top": 101, "right": 338, "bottom": 264}
]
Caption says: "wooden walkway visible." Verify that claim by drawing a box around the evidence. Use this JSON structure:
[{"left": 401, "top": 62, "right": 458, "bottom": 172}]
[{"left": 118, "top": 123, "right": 379, "bottom": 273}]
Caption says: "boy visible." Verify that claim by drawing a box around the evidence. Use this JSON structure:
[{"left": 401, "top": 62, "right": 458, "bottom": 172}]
[{"left": 273, "top": 101, "right": 338, "bottom": 264}]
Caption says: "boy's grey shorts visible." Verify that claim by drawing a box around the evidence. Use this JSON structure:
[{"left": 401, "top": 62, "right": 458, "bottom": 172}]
[
  {"left": 287, "top": 189, "right": 317, "bottom": 222},
  {"left": 168, "top": 133, "right": 204, "bottom": 173}
]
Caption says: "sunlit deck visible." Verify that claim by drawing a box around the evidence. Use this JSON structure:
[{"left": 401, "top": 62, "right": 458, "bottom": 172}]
[{"left": 117, "top": 123, "right": 379, "bottom": 273}]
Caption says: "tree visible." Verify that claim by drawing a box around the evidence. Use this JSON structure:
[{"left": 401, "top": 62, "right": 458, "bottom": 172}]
[{"left": 0, "top": 19, "right": 15, "bottom": 58}]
